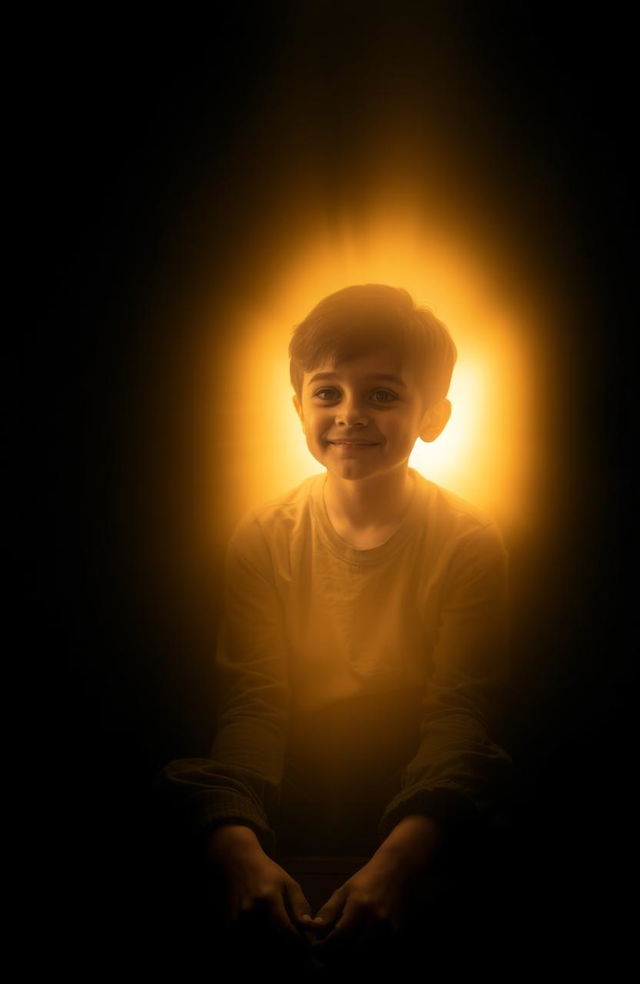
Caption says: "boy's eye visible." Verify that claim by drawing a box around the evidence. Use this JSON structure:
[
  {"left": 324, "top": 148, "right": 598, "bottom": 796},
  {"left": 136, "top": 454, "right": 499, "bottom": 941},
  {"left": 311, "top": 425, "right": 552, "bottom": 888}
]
[{"left": 312, "top": 388, "right": 399, "bottom": 403}]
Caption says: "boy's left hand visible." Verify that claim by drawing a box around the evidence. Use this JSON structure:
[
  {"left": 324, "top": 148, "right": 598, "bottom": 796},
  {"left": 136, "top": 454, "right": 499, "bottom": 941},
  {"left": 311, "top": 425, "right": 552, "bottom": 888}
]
[
  {"left": 304, "top": 853, "right": 412, "bottom": 958},
  {"left": 303, "top": 814, "right": 443, "bottom": 959}
]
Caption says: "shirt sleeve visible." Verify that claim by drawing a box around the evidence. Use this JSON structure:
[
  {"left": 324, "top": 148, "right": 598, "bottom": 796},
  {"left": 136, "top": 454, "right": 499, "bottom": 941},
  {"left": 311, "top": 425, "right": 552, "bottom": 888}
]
[
  {"left": 159, "top": 513, "right": 291, "bottom": 856},
  {"left": 378, "top": 519, "right": 513, "bottom": 843}
]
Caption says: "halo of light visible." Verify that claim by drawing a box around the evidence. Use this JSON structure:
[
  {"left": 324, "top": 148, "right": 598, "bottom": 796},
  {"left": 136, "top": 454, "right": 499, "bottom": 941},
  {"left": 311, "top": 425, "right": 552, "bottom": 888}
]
[{"left": 215, "top": 214, "right": 532, "bottom": 531}]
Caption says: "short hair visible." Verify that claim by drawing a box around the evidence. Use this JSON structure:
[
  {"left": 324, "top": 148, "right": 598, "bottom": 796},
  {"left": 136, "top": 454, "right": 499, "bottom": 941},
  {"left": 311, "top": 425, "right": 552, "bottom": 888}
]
[{"left": 288, "top": 284, "right": 457, "bottom": 409}]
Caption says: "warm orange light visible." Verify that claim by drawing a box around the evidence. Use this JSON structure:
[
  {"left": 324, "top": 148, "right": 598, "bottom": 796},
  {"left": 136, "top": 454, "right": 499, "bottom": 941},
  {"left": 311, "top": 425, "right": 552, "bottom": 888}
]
[{"left": 215, "top": 210, "right": 532, "bottom": 534}]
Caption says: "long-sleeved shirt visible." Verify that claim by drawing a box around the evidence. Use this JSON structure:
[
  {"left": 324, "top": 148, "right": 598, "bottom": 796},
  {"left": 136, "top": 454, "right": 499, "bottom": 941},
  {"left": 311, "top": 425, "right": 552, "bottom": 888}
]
[{"left": 162, "top": 468, "right": 513, "bottom": 856}]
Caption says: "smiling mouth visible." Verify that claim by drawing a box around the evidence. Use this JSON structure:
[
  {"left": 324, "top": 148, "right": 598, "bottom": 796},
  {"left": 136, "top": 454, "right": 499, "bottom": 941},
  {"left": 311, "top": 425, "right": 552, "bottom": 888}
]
[{"left": 327, "top": 440, "right": 380, "bottom": 446}]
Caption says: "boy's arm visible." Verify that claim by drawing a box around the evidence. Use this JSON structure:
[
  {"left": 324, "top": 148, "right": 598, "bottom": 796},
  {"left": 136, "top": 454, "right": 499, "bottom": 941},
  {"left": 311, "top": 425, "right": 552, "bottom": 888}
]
[
  {"left": 159, "top": 513, "right": 291, "bottom": 857},
  {"left": 377, "top": 518, "right": 513, "bottom": 848}
]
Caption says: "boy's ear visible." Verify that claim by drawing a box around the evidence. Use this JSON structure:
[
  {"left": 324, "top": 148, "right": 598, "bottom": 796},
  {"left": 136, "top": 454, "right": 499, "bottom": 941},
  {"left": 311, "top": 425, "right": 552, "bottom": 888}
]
[
  {"left": 418, "top": 398, "right": 451, "bottom": 443},
  {"left": 292, "top": 393, "right": 304, "bottom": 424}
]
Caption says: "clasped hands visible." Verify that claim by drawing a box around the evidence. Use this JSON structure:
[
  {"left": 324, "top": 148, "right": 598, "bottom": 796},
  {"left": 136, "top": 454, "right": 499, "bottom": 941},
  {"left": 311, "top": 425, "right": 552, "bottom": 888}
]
[
  {"left": 208, "top": 815, "right": 442, "bottom": 960},
  {"left": 297, "top": 853, "right": 412, "bottom": 960}
]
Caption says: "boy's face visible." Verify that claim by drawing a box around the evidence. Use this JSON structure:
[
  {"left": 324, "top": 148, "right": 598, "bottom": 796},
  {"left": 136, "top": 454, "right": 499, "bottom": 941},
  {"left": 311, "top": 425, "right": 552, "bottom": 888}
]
[{"left": 292, "top": 348, "right": 449, "bottom": 483}]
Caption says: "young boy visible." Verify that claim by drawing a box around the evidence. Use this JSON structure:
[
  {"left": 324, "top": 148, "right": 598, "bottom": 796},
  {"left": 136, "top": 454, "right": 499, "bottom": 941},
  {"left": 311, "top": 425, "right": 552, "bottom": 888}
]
[{"left": 162, "top": 284, "right": 512, "bottom": 971}]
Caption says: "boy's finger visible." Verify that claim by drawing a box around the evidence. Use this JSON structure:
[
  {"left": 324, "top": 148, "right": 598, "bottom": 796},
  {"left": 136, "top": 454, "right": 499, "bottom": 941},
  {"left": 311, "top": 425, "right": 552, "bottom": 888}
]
[
  {"left": 314, "top": 894, "right": 364, "bottom": 950},
  {"left": 266, "top": 893, "right": 301, "bottom": 939},
  {"left": 312, "top": 887, "right": 347, "bottom": 930},
  {"left": 284, "top": 881, "right": 313, "bottom": 925}
]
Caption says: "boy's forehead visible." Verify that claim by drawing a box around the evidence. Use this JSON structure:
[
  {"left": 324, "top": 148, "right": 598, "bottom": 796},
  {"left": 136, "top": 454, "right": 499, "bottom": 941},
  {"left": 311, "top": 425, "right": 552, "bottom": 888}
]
[{"left": 304, "top": 348, "right": 416, "bottom": 385}]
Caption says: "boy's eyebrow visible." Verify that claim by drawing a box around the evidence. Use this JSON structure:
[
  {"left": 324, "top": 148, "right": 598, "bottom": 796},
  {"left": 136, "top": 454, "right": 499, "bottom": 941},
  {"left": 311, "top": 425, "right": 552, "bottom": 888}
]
[{"left": 308, "top": 372, "right": 408, "bottom": 387}]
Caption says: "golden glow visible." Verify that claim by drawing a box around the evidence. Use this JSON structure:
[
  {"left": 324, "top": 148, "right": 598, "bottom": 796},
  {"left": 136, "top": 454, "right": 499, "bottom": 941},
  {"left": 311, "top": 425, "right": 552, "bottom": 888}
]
[{"left": 213, "top": 210, "right": 532, "bottom": 533}]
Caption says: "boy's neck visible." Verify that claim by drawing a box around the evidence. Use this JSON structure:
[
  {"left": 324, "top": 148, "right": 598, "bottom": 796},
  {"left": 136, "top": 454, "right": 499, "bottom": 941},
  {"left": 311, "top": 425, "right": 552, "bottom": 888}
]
[{"left": 323, "top": 466, "right": 416, "bottom": 533}]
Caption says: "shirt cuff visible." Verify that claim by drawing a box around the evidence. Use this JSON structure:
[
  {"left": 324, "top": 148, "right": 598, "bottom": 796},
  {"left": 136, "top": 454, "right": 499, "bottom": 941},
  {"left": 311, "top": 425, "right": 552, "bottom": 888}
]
[
  {"left": 378, "top": 783, "right": 498, "bottom": 845},
  {"left": 157, "top": 758, "right": 277, "bottom": 856},
  {"left": 192, "top": 794, "right": 276, "bottom": 856}
]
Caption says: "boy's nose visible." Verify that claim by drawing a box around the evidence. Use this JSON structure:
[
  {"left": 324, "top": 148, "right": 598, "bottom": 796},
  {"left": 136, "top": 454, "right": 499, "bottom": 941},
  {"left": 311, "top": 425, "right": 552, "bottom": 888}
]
[{"left": 335, "top": 399, "right": 369, "bottom": 426}]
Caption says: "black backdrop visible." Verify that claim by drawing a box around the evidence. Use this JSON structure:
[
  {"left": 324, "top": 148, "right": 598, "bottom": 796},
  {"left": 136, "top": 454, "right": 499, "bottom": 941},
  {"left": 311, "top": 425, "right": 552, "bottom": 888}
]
[{"left": 28, "top": 2, "right": 634, "bottom": 971}]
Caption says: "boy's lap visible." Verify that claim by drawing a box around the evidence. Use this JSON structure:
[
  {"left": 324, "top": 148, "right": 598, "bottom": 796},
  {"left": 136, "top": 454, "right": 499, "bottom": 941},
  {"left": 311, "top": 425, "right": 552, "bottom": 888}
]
[
  {"left": 154, "top": 821, "right": 514, "bottom": 977},
  {"left": 156, "top": 869, "right": 506, "bottom": 980}
]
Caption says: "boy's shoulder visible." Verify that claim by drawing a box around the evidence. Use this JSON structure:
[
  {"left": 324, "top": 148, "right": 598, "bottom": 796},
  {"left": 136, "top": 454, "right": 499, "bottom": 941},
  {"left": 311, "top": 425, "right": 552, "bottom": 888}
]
[
  {"left": 413, "top": 472, "right": 507, "bottom": 562},
  {"left": 409, "top": 469, "right": 496, "bottom": 528},
  {"left": 226, "top": 473, "right": 321, "bottom": 555},
  {"left": 239, "top": 473, "right": 320, "bottom": 528},
  {"left": 416, "top": 472, "right": 497, "bottom": 530}
]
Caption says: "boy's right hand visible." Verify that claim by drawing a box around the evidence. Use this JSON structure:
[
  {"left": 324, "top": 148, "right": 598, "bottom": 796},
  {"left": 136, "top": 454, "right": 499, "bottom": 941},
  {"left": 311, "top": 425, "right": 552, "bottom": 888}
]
[{"left": 206, "top": 824, "right": 313, "bottom": 946}]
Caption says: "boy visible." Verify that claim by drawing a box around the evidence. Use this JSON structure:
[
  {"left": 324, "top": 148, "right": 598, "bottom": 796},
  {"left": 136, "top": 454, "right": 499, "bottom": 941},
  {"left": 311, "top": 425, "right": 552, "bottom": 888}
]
[{"left": 162, "top": 284, "right": 512, "bottom": 971}]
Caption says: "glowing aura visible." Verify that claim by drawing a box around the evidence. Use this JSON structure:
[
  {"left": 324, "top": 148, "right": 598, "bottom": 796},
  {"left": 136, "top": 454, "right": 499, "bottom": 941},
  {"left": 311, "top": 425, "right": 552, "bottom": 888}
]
[{"left": 219, "top": 218, "right": 531, "bottom": 530}]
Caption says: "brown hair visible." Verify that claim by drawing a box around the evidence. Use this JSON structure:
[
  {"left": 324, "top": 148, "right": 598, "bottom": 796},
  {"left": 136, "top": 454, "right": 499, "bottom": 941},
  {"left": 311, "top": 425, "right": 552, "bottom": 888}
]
[{"left": 289, "top": 284, "right": 457, "bottom": 408}]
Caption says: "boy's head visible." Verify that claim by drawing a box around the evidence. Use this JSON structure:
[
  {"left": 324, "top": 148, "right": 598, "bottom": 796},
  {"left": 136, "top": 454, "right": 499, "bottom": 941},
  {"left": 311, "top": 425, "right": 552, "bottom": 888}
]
[
  {"left": 289, "top": 284, "right": 456, "bottom": 413},
  {"left": 289, "top": 284, "right": 457, "bottom": 480}
]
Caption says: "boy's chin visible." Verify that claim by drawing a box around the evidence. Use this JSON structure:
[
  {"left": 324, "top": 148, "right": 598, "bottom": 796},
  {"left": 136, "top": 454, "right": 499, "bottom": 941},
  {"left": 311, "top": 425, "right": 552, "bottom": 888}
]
[
  {"left": 307, "top": 444, "right": 388, "bottom": 480},
  {"left": 323, "top": 461, "right": 381, "bottom": 482}
]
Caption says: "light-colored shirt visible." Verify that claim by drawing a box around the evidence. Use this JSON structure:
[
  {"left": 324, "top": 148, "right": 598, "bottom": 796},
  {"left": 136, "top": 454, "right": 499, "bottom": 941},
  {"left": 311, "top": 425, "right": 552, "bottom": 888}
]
[{"left": 162, "top": 468, "right": 513, "bottom": 855}]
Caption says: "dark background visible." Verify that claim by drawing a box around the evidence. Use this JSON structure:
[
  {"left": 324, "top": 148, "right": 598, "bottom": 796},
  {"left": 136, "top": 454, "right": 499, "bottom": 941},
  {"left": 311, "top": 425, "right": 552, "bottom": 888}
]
[{"left": 28, "top": 1, "right": 634, "bottom": 970}]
